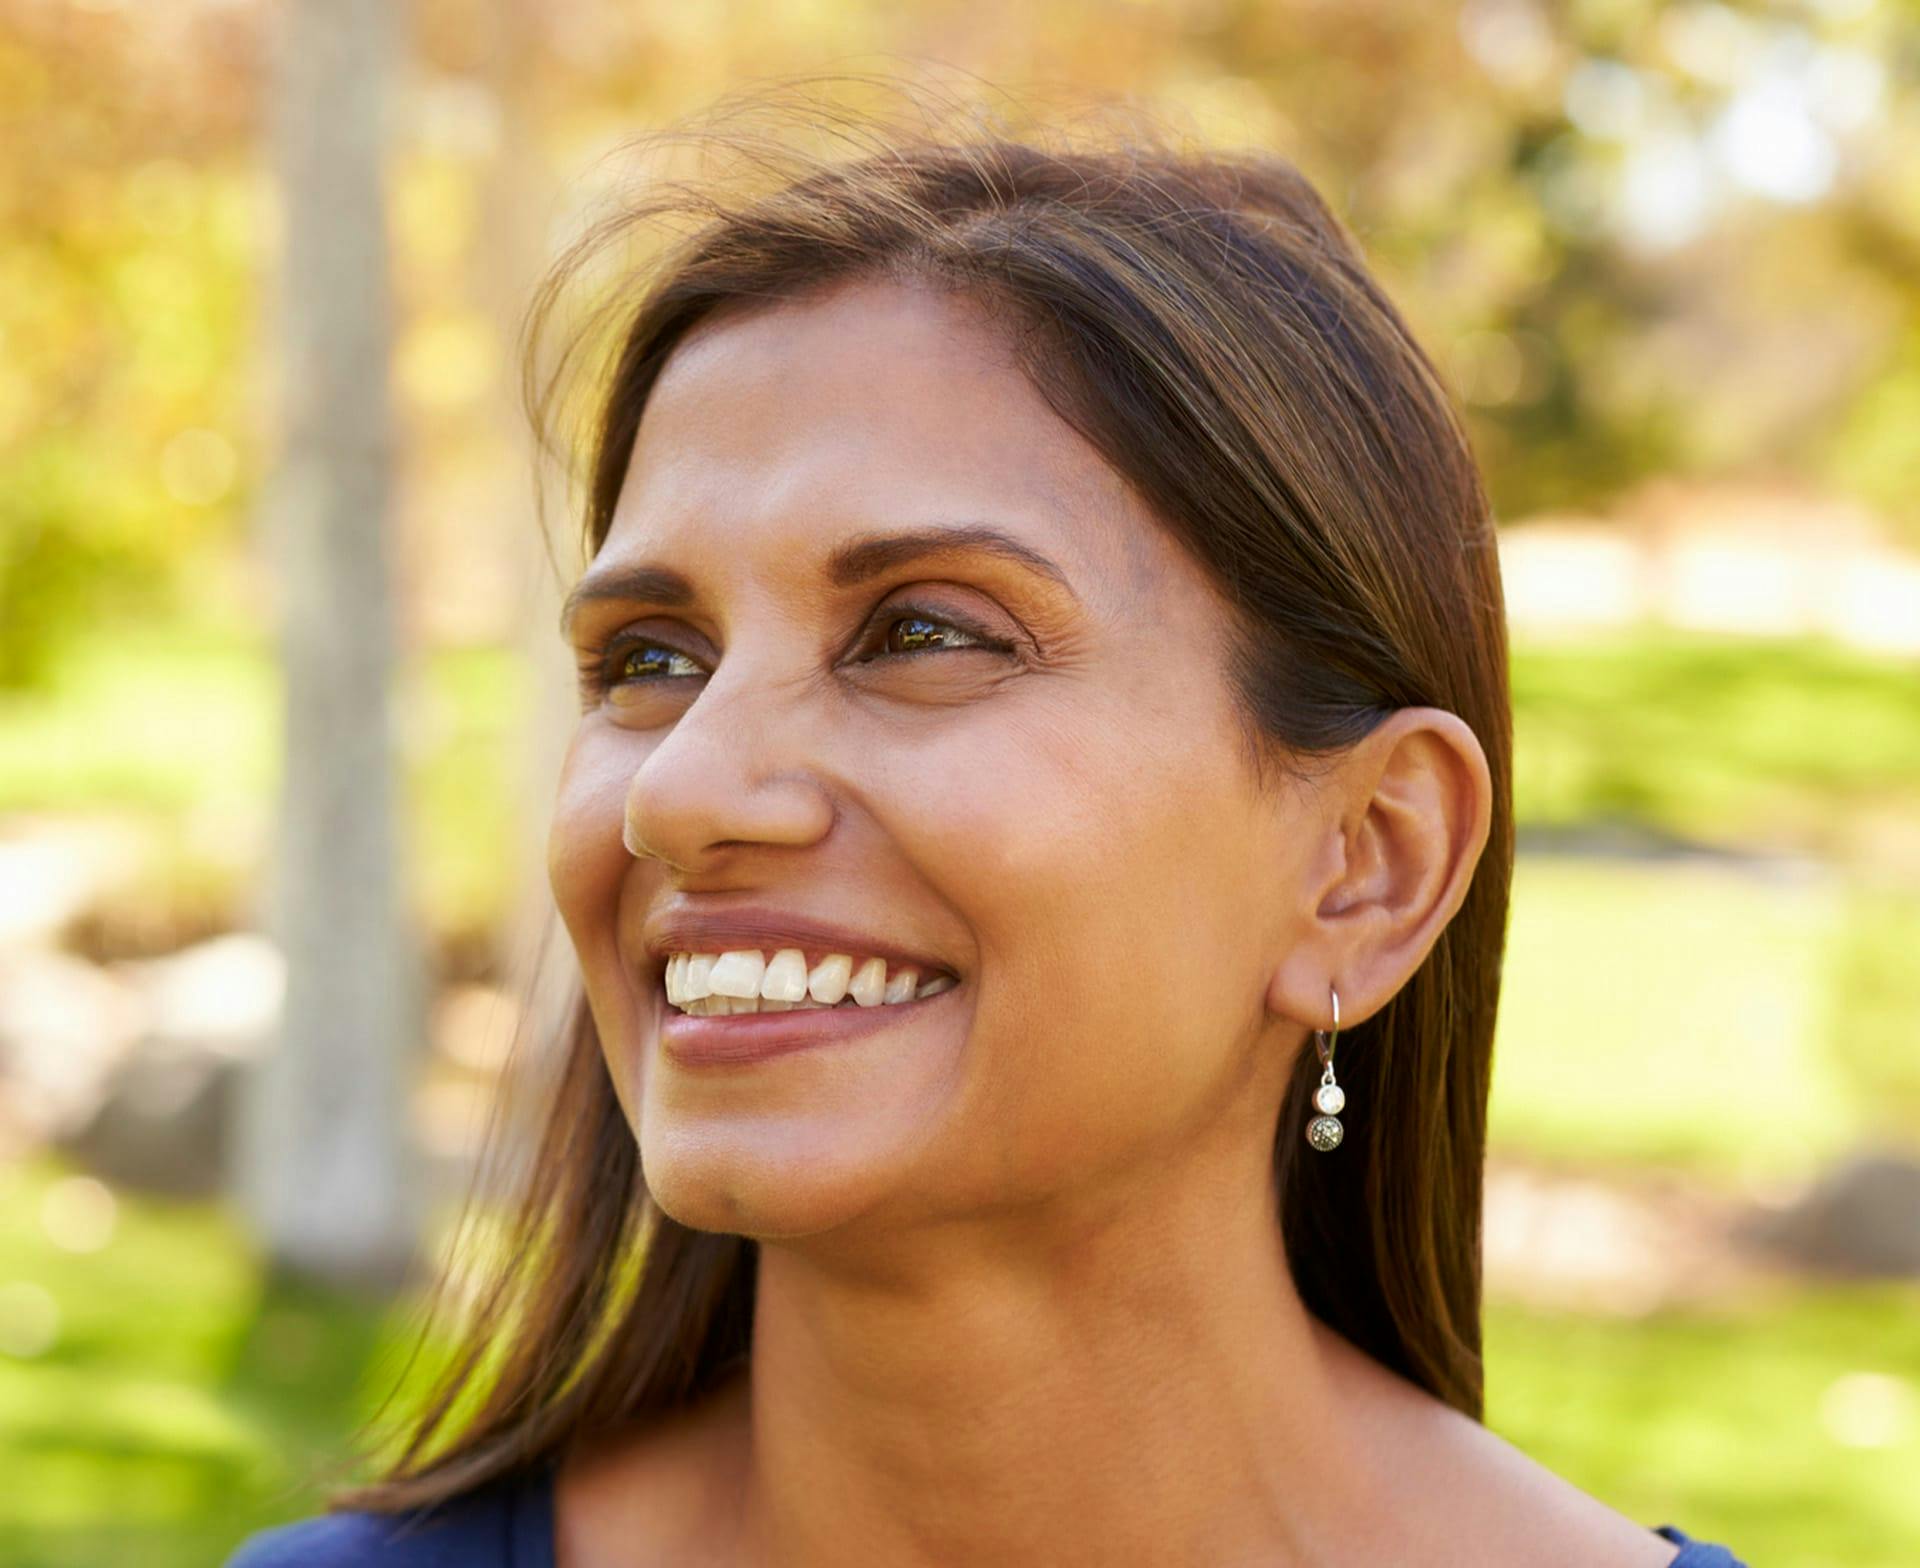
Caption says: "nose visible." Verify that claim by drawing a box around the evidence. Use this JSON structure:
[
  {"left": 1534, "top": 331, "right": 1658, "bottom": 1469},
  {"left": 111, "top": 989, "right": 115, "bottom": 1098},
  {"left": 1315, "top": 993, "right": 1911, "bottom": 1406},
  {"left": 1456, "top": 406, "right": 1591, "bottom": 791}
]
[{"left": 620, "top": 653, "right": 835, "bottom": 872}]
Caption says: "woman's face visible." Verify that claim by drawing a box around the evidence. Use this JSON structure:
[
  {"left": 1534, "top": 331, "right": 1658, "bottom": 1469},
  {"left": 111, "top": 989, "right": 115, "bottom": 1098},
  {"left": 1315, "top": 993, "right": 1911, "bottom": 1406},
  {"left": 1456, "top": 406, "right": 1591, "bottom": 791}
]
[{"left": 549, "top": 277, "right": 1322, "bottom": 1244}]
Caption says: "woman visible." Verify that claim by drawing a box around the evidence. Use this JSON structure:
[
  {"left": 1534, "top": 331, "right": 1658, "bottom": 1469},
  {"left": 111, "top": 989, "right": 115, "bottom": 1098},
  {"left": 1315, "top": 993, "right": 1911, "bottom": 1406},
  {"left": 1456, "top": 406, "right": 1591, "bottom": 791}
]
[{"left": 227, "top": 87, "right": 1750, "bottom": 1568}]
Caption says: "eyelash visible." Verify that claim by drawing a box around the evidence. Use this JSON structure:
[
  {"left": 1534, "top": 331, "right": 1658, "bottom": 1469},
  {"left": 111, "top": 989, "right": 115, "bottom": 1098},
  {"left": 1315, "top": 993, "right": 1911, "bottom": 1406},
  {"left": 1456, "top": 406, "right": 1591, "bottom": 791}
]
[{"left": 575, "top": 605, "right": 1010, "bottom": 697}]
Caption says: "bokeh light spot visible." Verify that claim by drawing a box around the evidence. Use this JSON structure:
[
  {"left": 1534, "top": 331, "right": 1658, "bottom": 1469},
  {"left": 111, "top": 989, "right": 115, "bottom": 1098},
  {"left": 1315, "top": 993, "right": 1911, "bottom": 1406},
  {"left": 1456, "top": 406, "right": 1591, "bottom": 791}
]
[
  {"left": 40, "top": 1175, "right": 118, "bottom": 1254},
  {"left": 0, "top": 1282, "right": 60, "bottom": 1359},
  {"left": 160, "top": 428, "right": 239, "bottom": 507}
]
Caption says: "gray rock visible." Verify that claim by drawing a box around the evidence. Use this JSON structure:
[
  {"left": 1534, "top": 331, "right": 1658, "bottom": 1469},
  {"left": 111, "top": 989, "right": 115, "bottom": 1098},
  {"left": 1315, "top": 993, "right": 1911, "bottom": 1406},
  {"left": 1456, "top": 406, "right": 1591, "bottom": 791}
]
[
  {"left": 1740, "top": 1149, "right": 1920, "bottom": 1276},
  {"left": 50, "top": 934, "right": 284, "bottom": 1195},
  {"left": 58, "top": 1048, "right": 238, "bottom": 1197}
]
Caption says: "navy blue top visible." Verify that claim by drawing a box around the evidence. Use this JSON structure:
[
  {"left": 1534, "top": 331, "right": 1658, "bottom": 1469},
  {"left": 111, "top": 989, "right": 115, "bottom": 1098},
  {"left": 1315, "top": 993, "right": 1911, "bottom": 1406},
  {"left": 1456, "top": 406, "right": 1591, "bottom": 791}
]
[{"left": 223, "top": 1460, "right": 1752, "bottom": 1566}]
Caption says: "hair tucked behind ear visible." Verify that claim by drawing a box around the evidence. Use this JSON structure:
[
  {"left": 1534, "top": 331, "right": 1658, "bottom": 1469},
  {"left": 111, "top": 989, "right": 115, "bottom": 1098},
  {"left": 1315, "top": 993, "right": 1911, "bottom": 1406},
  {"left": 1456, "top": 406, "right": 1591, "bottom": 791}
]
[{"left": 327, "top": 71, "right": 1512, "bottom": 1514}]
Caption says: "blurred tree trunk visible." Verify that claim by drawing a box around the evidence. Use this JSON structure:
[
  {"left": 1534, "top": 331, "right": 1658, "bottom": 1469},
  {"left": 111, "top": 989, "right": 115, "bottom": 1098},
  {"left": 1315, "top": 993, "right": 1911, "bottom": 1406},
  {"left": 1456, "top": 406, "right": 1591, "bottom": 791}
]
[{"left": 240, "top": 0, "right": 421, "bottom": 1286}]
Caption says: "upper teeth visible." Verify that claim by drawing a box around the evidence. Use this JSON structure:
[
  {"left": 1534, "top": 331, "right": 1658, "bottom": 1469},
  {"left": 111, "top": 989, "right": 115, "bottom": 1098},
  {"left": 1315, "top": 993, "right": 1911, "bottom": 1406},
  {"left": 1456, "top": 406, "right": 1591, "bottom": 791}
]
[{"left": 664, "top": 949, "right": 958, "bottom": 1015}]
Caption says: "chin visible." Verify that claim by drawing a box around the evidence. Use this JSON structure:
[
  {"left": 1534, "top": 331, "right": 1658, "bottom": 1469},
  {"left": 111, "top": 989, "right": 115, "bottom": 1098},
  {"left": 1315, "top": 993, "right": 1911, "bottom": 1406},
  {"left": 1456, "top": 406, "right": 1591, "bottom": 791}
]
[
  {"left": 622, "top": 998, "right": 971, "bottom": 1240},
  {"left": 635, "top": 1109, "right": 913, "bottom": 1241}
]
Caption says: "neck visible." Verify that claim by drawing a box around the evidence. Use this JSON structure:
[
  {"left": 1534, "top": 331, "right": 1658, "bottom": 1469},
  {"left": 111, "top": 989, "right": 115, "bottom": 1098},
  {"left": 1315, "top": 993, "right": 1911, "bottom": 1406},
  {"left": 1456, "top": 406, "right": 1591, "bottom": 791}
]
[{"left": 733, "top": 1138, "right": 1394, "bottom": 1568}]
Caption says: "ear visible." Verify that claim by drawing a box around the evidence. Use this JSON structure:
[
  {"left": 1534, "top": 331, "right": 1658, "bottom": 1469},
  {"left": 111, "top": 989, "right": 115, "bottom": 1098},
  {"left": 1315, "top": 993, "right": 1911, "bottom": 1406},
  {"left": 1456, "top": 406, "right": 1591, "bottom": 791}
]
[{"left": 1268, "top": 708, "right": 1493, "bottom": 1033}]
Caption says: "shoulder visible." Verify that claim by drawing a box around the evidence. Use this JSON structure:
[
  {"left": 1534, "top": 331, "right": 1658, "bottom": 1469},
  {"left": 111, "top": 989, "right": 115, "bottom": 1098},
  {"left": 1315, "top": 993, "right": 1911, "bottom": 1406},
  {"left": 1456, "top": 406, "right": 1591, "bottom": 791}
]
[
  {"left": 1306, "top": 1318, "right": 1687, "bottom": 1567},
  {"left": 1423, "top": 1413, "right": 1699, "bottom": 1566},
  {"left": 223, "top": 1466, "right": 554, "bottom": 1568}
]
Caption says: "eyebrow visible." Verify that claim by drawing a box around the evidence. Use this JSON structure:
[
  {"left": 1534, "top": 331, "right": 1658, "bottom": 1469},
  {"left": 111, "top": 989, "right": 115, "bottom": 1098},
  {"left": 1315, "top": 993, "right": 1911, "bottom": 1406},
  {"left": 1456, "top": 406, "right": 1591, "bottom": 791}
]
[{"left": 557, "top": 522, "right": 1077, "bottom": 637}]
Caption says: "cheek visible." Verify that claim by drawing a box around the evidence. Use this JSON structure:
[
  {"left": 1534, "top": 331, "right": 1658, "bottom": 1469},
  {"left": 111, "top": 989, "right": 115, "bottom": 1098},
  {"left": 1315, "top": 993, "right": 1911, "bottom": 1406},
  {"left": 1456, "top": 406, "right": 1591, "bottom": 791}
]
[
  {"left": 547, "top": 733, "right": 634, "bottom": 956},
  {"left": 904, "top": 687, "right": 1260, "bottom": 969},
  {"left": 547, "top": 734, "right": 655, "bottom": 1129},
  {"left": 884, "top": 698, "right": 1273, "bottom": 1174}
]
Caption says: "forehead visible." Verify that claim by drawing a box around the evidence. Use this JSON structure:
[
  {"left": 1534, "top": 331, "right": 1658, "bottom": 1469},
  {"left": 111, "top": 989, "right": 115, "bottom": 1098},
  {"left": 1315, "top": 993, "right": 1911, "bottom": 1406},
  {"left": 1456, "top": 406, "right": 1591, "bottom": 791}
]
[{"left": 604, "top": 277, "right": 1152, "bottom": 591}]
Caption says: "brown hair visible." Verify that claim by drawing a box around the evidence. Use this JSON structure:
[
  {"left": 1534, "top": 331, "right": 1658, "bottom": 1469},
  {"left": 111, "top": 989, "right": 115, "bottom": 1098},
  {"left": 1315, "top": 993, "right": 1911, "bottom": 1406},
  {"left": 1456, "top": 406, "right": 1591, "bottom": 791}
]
[{"left": 329, "top": 75, "right": 1513, "bottom": 1514}]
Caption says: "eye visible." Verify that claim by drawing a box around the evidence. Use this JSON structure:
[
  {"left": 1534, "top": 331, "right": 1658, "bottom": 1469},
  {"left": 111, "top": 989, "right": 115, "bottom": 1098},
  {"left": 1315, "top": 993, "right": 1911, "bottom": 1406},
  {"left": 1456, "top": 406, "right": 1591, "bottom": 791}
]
[
  {"left": 577, "top": 633, "right": 704, "bottom": 698},
  {"left": 858, "top": 604, "right": 1008, "bottom": 663}
]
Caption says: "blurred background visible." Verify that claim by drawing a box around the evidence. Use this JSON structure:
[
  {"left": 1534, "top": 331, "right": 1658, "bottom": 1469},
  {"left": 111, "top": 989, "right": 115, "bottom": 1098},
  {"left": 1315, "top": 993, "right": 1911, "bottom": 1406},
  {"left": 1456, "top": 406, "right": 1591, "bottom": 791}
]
[{"left": 2, "top": 0, "right": 1917, "bottom": 1563}]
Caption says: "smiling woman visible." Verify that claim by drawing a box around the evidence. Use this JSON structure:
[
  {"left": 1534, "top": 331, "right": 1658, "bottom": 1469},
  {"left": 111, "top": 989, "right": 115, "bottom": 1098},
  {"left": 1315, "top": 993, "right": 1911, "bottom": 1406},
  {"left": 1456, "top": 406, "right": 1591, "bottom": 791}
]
[{"left": 225, "top": 78, "right": 1748, "bottom": 1568}]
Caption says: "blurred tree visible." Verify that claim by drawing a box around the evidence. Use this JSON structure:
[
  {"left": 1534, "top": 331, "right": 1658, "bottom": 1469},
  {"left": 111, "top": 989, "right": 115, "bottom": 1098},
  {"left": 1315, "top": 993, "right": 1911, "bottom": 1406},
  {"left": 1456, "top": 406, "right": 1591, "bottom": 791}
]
[
  {"left": 4, "top": 0, "right": 1917, "bottom": 701},
  {"left": 0, "top": 1, "right": 256, "bottom": 687},
  {"left": 237, "top": 0, "right": 422, "bottom": 1286},
  {"left": 389, "top": 0, "right": 1920, "bottom": 538}
]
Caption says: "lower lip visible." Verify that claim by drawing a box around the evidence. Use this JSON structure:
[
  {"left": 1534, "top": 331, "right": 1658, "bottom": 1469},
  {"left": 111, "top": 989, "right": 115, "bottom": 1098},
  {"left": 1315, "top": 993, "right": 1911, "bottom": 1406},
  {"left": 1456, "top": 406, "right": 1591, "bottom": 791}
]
[{"left": 659, "top": 984, "right": 962, "bottom": 1066}]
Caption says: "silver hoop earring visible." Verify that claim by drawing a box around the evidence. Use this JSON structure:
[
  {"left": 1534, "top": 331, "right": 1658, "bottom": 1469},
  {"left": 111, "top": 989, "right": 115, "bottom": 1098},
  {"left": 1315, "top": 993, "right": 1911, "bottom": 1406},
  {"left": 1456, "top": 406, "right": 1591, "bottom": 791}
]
[{"left": 1305, "top": 986, "right": 1345, "bottom": 1152}]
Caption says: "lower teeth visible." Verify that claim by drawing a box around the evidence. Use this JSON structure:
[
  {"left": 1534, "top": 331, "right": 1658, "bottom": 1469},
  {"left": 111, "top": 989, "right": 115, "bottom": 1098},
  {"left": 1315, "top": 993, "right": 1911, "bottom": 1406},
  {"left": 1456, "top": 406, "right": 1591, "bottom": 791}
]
[{"left": 674, "top": 995, "right": 866, "bottom": 1016}]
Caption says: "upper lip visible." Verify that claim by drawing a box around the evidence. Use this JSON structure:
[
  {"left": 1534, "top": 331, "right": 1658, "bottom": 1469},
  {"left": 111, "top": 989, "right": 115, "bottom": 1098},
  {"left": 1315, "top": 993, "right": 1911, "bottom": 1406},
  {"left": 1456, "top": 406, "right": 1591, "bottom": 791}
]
[{"left": 642, "top": 904, "right": 960, "bottom": 981}]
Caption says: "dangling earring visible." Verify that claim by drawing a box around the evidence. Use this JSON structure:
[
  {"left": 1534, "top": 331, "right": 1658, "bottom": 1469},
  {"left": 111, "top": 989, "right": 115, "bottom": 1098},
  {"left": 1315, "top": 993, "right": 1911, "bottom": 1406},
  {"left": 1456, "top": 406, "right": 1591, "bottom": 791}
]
[{"left": 1305, "top": 985, "right": 1345, "bottom": 1152}]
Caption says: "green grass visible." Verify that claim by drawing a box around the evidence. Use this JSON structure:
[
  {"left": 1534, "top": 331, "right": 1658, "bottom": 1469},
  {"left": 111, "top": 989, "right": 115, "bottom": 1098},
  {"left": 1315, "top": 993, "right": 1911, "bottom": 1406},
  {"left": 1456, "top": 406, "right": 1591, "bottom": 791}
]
[
  {"left": 1827, "top": 886, "right": 1920, "bottom": 1121},
  {"left": 1486, "top": 1285, "right": 1920, "bottom": 1567},
  {"left": 0, "top": 1156, "right": 428, "bottom": 1568},
  {"left": 1511, "top": 631, "right": 1920, "bottom": 856},
  {"left": 1488, "top": 856, "right": 1920, "bottom": 1184}
]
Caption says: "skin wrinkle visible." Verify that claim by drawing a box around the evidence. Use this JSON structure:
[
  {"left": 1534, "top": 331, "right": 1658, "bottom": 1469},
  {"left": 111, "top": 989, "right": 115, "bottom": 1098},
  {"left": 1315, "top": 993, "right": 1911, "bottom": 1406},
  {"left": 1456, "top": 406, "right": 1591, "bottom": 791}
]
[{"left": 541, "top": 276, "right": 1649, "bottom": 1568}]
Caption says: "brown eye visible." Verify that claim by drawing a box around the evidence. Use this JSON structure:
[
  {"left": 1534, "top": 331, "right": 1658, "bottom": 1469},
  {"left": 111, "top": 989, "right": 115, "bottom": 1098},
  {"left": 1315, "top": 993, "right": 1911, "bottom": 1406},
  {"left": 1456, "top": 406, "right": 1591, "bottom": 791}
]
[
  {"left": 865, "top": 606, "right": 1007, "bottom": 662},
  {"left": 616, "top": 643, "right": 703, "bottom": 682},
  {"left": 578, "top": 633, "right": 704, "bottom": 698}
]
